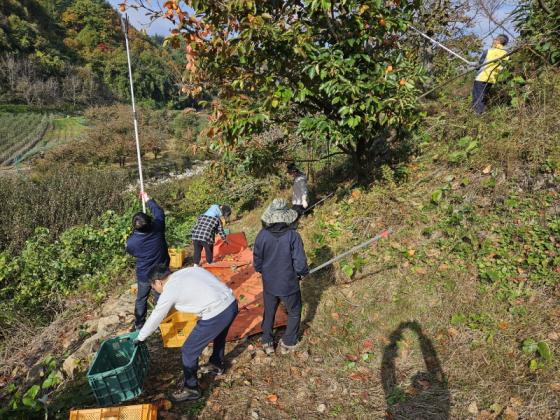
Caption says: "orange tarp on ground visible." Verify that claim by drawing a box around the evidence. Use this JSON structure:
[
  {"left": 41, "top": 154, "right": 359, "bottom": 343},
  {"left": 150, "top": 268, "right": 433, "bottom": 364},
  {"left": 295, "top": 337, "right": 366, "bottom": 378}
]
[{"left": 201, "top": 232, "right": 288, "bottom": 341}]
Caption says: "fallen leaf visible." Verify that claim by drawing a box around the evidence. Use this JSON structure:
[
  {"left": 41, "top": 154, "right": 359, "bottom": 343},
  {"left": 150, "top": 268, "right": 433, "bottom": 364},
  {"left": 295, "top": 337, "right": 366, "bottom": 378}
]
[
  {"left": 345, "top": 354, "right": 358, "bottom": 362},
  {"left": 468, "top": 401, "right": 479, "bottom": 415},
  {"left": 448, "top": 327, "right": 460, "bottom": 338},
  {"left": 509, "top": 397, "right": 523, "bottom": 407},
  {"left": 477, "top": 410, "right": 495, "bottom": 420},
  {"left": 417, "top": 379, "right": 430, "bottom": 390},
  {"left": 482, "top": 165, "right": 492, "bottom": 174},
  {"left": 503, "top": 407, "right": 518, "bottom": 420},
  {"left": 415, "top": 267, "right": 428, "bottom": 275},
  {"left": 550, "top": 383, "right": 560, "bottom": 392},
  {"left": 266, "top": 394, "right": 278, "bottom": 403},
  {"left": 363, "top": 339, "right": 374, "bottom": 350},
  {"left": 156, "top": 399, "right": 173, "bottom": 410},
  {"left": 317, "top": 403, "right": 326, "bottom": 413},
  {"left": 547, "top": 332, "right": 559, "bottom": 341},
  {"left": 331, "top": 312, "right": 340, "bottom": 319},
  {"left": 498, "top": 320, "right": 509, "bottom": 330},
  {"left": 407, "top": 249, "right": 416, "bottom": 256},
  {"left": 349, "top": 372, "right": 368, "bottom": 381}
]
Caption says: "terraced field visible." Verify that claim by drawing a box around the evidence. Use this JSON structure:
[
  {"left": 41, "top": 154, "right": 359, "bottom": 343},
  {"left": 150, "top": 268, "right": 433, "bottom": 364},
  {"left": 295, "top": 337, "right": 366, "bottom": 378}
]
[
  {"left": 0, "top": 113, "right": 52, "bottom": 166},
  {"left": 21, "top": 115, "right": 86, "bottom": 160},
  {"left": 0, "top": 113, "right": 86, "bottom": 166}
]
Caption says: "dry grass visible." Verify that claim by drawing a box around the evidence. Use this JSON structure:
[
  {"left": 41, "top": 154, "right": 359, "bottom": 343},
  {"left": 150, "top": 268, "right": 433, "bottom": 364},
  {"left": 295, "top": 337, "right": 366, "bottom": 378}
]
[
  {"left": 10, "top": 74, "right": 560, "bottom": 419},
  {"left": 189, "top": 75, "right": 560, "bottom": 419}
]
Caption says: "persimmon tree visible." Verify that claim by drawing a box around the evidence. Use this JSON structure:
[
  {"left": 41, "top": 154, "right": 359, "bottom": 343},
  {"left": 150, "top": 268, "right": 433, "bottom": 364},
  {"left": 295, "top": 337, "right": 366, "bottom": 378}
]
[{"left": 125, "top": 0, "right": 426, "bottom": 174}]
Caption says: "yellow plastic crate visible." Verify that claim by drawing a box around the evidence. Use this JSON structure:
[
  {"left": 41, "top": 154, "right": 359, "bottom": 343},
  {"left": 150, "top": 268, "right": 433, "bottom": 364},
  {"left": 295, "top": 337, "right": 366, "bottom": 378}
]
[
  {"left": 168, "top": 248, "right": 186, "bottom": 270},
  {"left": 159, "top": 310, "right": 199, "bottom": 348},
  {"left": 69, "top": 403, "right": 157, "bottom": 420}
]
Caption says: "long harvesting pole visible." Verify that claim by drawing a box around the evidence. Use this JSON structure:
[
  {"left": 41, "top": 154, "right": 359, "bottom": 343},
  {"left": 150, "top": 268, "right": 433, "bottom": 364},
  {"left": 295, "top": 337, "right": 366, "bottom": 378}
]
[
  {"left": 121, "top": 15, "right": 146, "bottom": 213},
  {"left": 410, "top": 25, "right": 476, "bottom": 67}
]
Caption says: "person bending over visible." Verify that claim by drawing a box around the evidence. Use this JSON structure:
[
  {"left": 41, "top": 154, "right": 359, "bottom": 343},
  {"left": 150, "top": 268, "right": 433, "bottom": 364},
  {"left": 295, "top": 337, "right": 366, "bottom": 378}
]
[
  {"left": 190, "top": 204, "right": 231, "bottom": 265},
  {"left": 135, "top": 264, "right": 238, "bottom": 401},
  {"left": 287, "top": 163, "right": 309, "bottom": 217}
]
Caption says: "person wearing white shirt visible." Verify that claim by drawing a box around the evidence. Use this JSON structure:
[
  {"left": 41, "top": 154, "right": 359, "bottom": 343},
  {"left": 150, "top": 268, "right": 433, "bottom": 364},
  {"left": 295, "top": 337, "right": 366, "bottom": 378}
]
[{"left": 135, "top": 264, "right": 238, "bottom": 402}]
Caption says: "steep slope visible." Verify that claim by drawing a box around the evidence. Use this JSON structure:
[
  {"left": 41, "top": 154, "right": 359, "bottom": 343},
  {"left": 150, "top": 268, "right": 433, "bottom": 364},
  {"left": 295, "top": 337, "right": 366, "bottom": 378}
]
[{"left": 2, "top": 73, "right": 559, "bottom": 418}]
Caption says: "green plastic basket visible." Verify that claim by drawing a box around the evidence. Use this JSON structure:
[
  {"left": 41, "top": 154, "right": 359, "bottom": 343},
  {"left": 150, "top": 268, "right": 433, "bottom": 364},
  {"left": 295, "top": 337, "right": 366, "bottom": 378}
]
[{"left": 86, "top": 331, "right": 150, "bottom": 406}]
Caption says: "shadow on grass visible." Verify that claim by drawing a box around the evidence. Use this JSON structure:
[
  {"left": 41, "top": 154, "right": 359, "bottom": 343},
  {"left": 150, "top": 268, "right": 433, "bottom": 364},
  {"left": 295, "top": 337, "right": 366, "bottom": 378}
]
[
  {"left": 301, "top": 245, "right": 336, "bottom": 333},
  {"left": 381, "top": 321, "right": 450, "bottom": 420}
]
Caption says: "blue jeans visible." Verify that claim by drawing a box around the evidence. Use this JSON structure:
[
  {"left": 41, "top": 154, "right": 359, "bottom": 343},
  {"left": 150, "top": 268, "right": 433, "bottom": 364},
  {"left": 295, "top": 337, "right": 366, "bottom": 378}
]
[
  {"left": 261, "top": 290, "right": 302, "bottom": 346},
  {"left": 181, "top": 300, "right": 238, "bottom": 389},
  {"left": 135, "top": 282, "right": 159, "bottom": 329},
  {"left": 472, "top": 80, "right": 492, "bottom": 114}
]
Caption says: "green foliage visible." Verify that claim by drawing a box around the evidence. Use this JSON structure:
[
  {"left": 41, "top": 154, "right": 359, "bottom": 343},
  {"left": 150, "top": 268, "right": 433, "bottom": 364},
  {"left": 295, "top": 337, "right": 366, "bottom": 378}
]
[
  {"left": 438, "top": 190, "right": 560, "bottom": 303},
  {"left": 0, "top": 209, "right": 133, "bottom": 313},
  {"left": 2, "top": 355, "right": 62, "bottom": 417},
  {"left": 341, "top": 254, "right": 367, "bottom": 279},
  {"left": 0, "top": 0, "right": 180, "bottom": 107},
  {"left": 0, "top": 112, "right": 52, "bottom": 165},
  {"left": 514, "top": 0, "right": 560, "bottom": 65},
  {"left": 522, "top": 338, "right": 554, "bottom": 371},
  {"left": 449, "top": 311, "right": 494, "bottom": 332},
  {"left": 155, "top": 0, "right": 426, "bottom": 173},
  {"left": 386, "top": 386, "right": 407, "bottom": 405},
  {"left": 447, "top": 136, "right": 478, "bottom": 165}
]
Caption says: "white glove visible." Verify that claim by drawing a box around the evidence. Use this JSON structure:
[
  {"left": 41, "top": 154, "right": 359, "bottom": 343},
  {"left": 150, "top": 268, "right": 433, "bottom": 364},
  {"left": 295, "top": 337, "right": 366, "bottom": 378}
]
[{"left": 302, "top": 199, "right": 308, "bottom": 209}]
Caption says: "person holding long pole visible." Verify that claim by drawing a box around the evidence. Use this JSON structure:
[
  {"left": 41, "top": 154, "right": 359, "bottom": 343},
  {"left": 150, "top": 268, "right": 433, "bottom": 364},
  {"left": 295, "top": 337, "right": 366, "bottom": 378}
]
[{"left": 121, "top": 14, "right": 147, "bottom": 212}]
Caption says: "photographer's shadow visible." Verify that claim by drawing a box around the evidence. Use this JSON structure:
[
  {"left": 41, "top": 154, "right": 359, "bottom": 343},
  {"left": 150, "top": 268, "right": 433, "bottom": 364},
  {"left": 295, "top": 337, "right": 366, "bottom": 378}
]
[{"left": 381, "top": 321, "right": 450, "bottom": 419}]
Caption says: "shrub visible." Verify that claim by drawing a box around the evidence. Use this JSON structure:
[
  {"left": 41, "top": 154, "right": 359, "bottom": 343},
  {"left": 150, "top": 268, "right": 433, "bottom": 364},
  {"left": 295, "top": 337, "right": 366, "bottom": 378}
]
[{"left": 0, "top": 168, "right": 129, "bottom": 252}]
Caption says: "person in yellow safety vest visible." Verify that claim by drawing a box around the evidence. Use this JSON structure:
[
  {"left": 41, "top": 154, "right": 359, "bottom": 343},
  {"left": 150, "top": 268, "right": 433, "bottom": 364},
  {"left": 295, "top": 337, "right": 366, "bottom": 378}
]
[{"left": 472, "top": 34, "right": 509, "bottom": 115}]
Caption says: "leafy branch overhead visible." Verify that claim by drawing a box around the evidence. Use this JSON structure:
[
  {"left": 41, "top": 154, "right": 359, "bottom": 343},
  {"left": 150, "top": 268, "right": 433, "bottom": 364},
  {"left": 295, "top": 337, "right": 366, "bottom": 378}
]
[{"left": 126, "top": 0, "right": 426, "bottom": 169}]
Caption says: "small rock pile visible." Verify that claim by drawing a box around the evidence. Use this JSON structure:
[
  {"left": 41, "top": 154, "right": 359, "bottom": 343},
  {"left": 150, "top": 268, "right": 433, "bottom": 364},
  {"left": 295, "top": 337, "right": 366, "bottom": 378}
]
[{"left": 62, "top": 285, "right": 137, "bottom": 378}]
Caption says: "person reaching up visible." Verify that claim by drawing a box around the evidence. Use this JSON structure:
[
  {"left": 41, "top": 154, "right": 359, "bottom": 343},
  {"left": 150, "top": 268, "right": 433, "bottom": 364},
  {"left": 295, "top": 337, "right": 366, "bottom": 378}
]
[
  {"left": 125, "top": 192, "right": 170, "bottom": 330},
  {"left": 472, "top": 34, "right": 509, "bottom": 115}
]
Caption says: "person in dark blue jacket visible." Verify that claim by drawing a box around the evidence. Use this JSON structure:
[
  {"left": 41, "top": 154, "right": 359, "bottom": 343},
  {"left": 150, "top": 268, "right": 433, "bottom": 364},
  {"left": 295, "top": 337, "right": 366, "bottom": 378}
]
[
  {"left": 253, "top": 198, "right": 309, "bottom": 355},
  {"left": 125, "top": 192, "right": 170, "bottom": 330}
]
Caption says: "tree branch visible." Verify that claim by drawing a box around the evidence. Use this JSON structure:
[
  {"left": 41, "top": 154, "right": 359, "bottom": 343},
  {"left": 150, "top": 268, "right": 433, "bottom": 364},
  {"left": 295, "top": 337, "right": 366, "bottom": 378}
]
[{"left": 278, "top": 151, "right": 347, "bottom": 163}]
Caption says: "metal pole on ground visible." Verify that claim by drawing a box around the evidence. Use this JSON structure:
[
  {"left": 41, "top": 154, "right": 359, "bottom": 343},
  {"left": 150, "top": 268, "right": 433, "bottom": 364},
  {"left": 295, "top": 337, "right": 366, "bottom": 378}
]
[
  {"left": 308, "top": 228, "right": 393, "bottom": 275},
  {"left": 121, "top": 14, "right": 146, "bottom": 213}
]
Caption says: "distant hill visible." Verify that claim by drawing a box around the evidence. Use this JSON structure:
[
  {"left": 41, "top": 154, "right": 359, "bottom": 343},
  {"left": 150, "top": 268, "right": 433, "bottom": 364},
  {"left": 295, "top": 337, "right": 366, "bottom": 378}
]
[{"left": 0, "top": 0, "right": 182, "bottom": 107}]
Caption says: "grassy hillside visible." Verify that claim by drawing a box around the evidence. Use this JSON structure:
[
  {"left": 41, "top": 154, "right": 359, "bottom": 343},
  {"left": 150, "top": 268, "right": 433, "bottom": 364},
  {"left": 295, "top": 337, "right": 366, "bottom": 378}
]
[
  {"left": 186, "top": 73, "right": 559, "bottom": 419},
  {"left": 1, "top": 57, "right": 559, "bottom": 420},
  {"left": 0, "top": 71, "right": 550, "bottom": 419}
]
